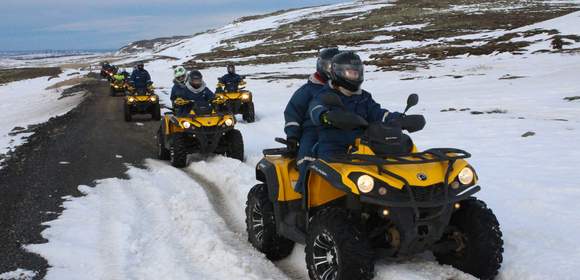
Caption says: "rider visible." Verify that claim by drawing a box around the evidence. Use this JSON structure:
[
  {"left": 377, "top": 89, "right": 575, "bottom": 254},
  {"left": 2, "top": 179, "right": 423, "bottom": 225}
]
[
  {"left": 218, "top": 64, "right": 244, "bottom": 92},
  {"left": 171, "top": 70, "right": 215, "bottom": 116},
  {"left": 119, "top": 68, "right": 130, "bottom": 80},
  {"left": 283, "top": 47, "right": 341, "bottom": 193},
  {"left": 309, "top": 51, "right": 402, "bottom": 159},
  {"left": 130, "top": 62, "right": 152, "bottom": 93}
]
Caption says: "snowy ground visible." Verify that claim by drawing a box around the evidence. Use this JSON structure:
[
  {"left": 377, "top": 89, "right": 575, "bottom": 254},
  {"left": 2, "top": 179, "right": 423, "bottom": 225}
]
[
  {"left": 0, "top": 70, "right": 88, "bottom": 166},
  {"left": 3, "top": 4, "right": 580, "bottom": 280}
]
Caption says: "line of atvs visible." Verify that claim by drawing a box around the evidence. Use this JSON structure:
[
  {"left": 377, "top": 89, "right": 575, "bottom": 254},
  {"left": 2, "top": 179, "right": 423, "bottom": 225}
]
[{"left": 98, "top": 62, "right": 504, "bottom": 280}]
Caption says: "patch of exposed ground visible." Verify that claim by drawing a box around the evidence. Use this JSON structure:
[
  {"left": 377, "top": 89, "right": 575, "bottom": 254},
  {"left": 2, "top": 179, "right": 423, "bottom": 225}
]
[
  {"left": 0, "top": 68, "right": 62, "bottom": 85},
  {"left": 182, "top": 0, "right": 579, "bottom": 71}
]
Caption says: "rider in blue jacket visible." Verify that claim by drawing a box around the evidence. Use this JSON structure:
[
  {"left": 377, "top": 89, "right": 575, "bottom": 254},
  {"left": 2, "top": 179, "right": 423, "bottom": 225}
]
[
  {"left": 218, "top": 64, "right": 244, "bottom": 92},
  {"left": 130, "top": 62, "right": 151, "bottom": 92},
  {"left": 171, "top": 70, "right": 215, "bottom": 116},
  {"left": 309, "top": 51, "right": 402, "bottom": 158},
  {"left": 283, "top": 48, "right": 340, "bottom": 193}
]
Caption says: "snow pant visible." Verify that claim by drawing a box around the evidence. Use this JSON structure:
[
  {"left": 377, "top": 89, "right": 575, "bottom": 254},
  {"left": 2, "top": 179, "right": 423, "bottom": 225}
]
[{"left": 295, "top": 129, "right": 317, "bottom": 194}]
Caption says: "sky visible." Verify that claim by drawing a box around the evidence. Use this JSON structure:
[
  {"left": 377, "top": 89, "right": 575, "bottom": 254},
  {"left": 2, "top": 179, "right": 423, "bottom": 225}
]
[{"left": 0, "top": 0, "right": 343, "bottom": 51}]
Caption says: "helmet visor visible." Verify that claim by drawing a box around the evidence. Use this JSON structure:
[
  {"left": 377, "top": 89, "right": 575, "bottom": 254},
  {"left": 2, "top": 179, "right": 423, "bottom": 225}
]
[
  {"left": 334, "top": 63, "right": 364, "bottom": 82},
  {"left": 176, "top": 74, "right": 186, "bottom": 83}
]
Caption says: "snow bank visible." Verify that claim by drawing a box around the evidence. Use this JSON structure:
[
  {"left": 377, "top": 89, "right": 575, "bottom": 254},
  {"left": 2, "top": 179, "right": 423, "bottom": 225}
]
[{"left": 27, "top": 160, "right": 290, "bottom": 280}]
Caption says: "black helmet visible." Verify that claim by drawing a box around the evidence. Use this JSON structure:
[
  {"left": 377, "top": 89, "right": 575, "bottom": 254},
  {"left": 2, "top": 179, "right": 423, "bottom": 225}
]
[
  {"left": 316, "top": 47, "right": 340, "bottom": 81},
  {"left": 137, "top": 62, "right": 144, "bottom": 70},
  {"left": 330, "top": 52, "right": 364, "bottom": 92},
  {"left": 188, "top": 70, "right": 203, "bottom": 88},
  {"left": 227, "top": 64, "right": 235, "bottom": 74}
]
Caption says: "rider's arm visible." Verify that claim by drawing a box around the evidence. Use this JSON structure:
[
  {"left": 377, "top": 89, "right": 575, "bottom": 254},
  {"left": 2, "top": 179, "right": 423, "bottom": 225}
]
[
  {"left": 308, "top": 93, "right": 329, "bottom": 127},
  {"left": 170, "top": 86, "right": 178, "bottom": 101},
  {"left": 365, "top": 94, "right": 402, "bottom": 123},
  {"left": 204, "top": 88, "right": 215, "bottom": 101},
  {"left": 284, "top": 85, "right": 309, "bottom": 139}
]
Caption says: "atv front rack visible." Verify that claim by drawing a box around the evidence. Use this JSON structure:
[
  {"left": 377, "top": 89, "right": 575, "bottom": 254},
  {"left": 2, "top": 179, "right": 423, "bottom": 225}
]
[{"left": 329, "top": 148, "right": 471, "bottom": 166}]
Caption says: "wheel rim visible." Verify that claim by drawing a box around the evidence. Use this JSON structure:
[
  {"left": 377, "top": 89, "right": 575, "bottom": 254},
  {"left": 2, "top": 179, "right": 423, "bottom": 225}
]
[
  {"left": 251, "top": 201, "right": 265, "bottom": 245},
  {"left": 312, "top": 232, "right": 339, "bottom": 280}
]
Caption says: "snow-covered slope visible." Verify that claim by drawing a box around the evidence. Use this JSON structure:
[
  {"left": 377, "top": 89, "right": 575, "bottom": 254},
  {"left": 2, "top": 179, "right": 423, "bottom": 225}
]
[{"left": 20, "top": 1, "right": 580, "bottom": 280}]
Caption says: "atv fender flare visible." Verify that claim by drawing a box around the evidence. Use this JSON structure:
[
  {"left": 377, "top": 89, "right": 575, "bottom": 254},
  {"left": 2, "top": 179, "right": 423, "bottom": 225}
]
[
  {"left": 256, "top": 159, "right": 280, "bottom": 203},
  {"left": 309, "top": 160, "right": 354, "bottom": 194}
]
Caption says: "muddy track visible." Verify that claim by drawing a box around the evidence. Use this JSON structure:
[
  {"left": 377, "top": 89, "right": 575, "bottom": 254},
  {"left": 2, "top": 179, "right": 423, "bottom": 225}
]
[{"left": 0, "top": 79, "right": 159, "bottom": 278}]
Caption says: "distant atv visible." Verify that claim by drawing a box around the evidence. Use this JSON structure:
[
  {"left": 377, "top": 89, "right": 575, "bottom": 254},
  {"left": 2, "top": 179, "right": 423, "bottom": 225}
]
[
  {"left": 110, "top": 75, "right": 127, "bottom": 96},
  {"left": 123, "top": 82, "right": 161, "bottom": 121},
  {"left": 101, "top": 65, "right": 117, "bottom": 81},
  {"left": 157, "top": 97, "right": 244, "bottom": 167},
  {"left": 245, "top": 94, "right": 503, "bottom": 280},
  {"left": 215, "top": 78, "right": 255, "bottom": 123}
]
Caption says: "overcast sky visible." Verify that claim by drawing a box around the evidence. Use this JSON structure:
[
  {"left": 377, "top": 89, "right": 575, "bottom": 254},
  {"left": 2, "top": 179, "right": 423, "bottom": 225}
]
[{"left": 0, "top": 0, "right": 343, "bottom": 51}]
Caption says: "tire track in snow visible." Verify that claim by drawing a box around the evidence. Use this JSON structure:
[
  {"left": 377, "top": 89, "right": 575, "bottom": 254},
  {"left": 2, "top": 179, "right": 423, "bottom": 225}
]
[{"left": 184, "top": 168, "right": 308, "bottom": 280}]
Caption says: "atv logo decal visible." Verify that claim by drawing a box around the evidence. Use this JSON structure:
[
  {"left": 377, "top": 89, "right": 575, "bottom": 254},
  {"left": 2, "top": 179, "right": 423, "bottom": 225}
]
[{"left": 417, "top": 173, "right": 428, "bottom": 181}]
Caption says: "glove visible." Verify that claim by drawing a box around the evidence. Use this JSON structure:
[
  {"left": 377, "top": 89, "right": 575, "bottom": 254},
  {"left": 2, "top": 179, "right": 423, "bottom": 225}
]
[
  {"left": 320, "top": 111, "right": 333, "bottom": 126},
  {"left": 286, "top": 137, "right": 299, "bottom": 154}
]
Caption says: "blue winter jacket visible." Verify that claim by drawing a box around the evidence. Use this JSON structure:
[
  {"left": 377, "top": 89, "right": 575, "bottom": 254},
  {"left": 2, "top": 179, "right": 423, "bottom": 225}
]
[
  {"left": 219, "top": 73, "right": 244, "bottom": 92},
  {"left": 171, "top": 82, "right": 215, "bottom": 116},
  {"left": 284, "top": 74, "right": 326, "bottom": 140},
  {"left": 309, "top": 85, "right": 402, "bottom": 157},
  {"left": 130, "top": 69, "right": 151, "bottom": 90}
]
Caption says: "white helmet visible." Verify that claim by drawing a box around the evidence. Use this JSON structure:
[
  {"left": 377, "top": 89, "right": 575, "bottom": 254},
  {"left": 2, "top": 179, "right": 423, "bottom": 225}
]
[{"left": 174, "top": 66, "right": 187, "bottom": 82}]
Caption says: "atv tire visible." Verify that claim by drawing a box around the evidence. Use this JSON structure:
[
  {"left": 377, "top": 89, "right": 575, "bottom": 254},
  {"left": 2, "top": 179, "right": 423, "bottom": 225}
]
[
  {"left": 157, "top": 127, "right": 170, "bottom": 160},
  {"left": 170, "top": 134, "right": 188, "bottom": 167},
  {"left": 434, "top": 198, "right": 503, "bottom": 280},
  {"left": 245, "top": 184, "right": 294, "bottom": 261},
  {"left": 223, "top": 129, "right": 244, "bottom": 161},
  {"left": 242, "top": 102, "right": 255, "bottom": 123},
  {"left": 124, "top": 104, "right": 132, "bottom": 122},
  {"left": 306, "top": 208, "right": 374, "bottom": 280},
  {"left": 152, "top": 104, "right": 161, "bottom": 121},
  {"left": 110, "top": 87, "right": 115, "bottom": 97}
]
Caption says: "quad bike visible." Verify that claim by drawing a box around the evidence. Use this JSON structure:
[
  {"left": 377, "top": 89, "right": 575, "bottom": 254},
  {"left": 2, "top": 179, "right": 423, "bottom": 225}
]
[
  {"left": 110, "top": 75, "right": 127, "bottom": 97},
  {"left": 101, "top": 65, "right": 117, "bottom": 81},
  {"left": 215, "top": 79, "right": 255, "bottom": 123},
  {"left": 157, "top": 97, "right": 244, "bottom": 167},
  {"left": 245, "top": 94, "right": 503, "bottom": 280},
  {"left": 123, "top": 82, "right": 161, "bottom": 122}
]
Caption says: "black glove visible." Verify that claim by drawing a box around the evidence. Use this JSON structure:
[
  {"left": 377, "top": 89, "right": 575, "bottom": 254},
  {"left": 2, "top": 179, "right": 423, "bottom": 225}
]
[
  {"left": 320, "top": 111, "right": 333, "bottom": 126},
  {"left": 286, "top": 137, "right": 299, "bottom": 154}
]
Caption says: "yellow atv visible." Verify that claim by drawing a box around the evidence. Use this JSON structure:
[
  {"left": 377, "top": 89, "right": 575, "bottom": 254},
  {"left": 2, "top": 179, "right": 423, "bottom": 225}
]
[
  {"left": 215, "top": 79, "right": 255, "bottom": 123},
  {"left": 110, "top": 74, "right": 127, "bottom": 97},
  {"left": 123, "top": 82, "right": 161, "bottom": 121},
  {"left": 157, "top": 97, "right": 244, "bottom": 167},
  {"left": 245, "top": 94, "right": 503, "bottom": 280}
]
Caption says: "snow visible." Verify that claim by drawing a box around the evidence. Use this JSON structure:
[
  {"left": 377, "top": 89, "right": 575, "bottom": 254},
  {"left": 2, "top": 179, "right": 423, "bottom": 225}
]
[
  {"left": 7, "top": 2, "right": 580, "bottom": 280},
  {"left": 0, "top": 269, "right": 36, "bottom": 280},
  {"left": 0, "top": 70, "right": 87, "bottom": 166},
  {"left": 156, "top": 1, "right": 394, "bottom": 63},
  {"left": 27, "top": 160, "right": 290, "bottom": 280}
]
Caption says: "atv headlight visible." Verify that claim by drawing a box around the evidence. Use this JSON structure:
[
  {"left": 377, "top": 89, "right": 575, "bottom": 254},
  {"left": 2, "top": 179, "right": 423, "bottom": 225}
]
[
  {"left": 241, "top": 93, "right": 250, "bottom": 100},
  {"left": 150, "top": 96, "right": 157, "bottom": 102},
  {"left": 224, "top": 118, "right": 234, "bottom": 126},
  {"left": 357, "top": 175, "right": 375, "bottom": 193},
  {"left": 182, "top": 121, "right": 191, "bottom": 129},
  {"left": 458, "top": 167, "right": 475, "bottom": 185},
  {"left": 128, "top": 97, "right": 135, "bottom": 103}
]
